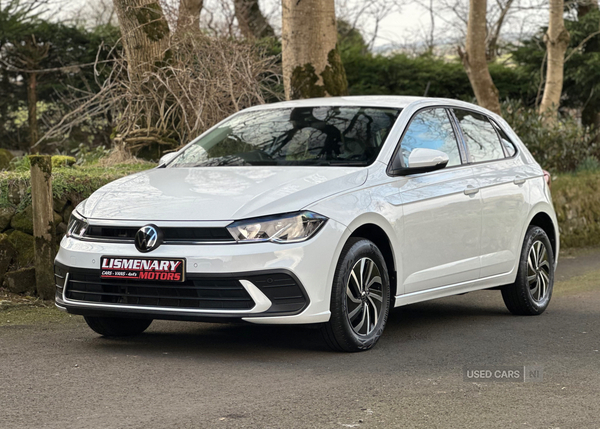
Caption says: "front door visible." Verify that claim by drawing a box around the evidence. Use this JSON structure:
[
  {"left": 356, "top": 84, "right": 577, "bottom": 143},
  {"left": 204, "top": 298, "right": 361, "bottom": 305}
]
[{"left": 395, "top": 108, "right": 482, "bottom": 293}]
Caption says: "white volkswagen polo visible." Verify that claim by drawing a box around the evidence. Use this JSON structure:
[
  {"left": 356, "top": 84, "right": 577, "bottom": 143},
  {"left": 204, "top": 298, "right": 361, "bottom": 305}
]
[{"left": 55, "top": 96, "right": 559, "bottom": 351}]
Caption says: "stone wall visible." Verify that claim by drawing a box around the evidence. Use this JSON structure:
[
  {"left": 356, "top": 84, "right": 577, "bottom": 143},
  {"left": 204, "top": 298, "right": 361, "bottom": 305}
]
[{"left": 0, "top": 179, "right": 82, "bottom": 294}]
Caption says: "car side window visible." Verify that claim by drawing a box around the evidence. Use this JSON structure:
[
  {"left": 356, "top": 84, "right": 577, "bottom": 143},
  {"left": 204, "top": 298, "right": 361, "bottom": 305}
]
[
  {"left": 453, "top": 109, "right": 504, "bottom": 163},
  {"left": 493, "top": 122, "right": 517, "bottom": 157},
  {"left": 400, "top": 108, "right": 462, "bottom": 168}
]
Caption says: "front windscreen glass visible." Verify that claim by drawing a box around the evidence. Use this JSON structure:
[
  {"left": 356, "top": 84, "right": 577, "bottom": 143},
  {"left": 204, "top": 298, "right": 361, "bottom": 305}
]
[{"left": 170, "top": 106, "right": 401, "bottom": 167}]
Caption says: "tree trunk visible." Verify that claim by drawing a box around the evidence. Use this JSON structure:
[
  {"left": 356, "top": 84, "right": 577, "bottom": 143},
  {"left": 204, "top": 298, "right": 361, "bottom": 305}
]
[
  {"left": 112, "top": 0, "right": 171, "bottom": 81},
  {"left": 459, "top": 0, "right": 502, "bottom": 115},
  {"left": 539, "top": 0, "right": 570, "bottom": 122},
  {"left": 281, "top": 0, "right": 348, "bottom": 100},
  {"left": 27, "top": 71, "right": 38, "bottom": 152},
  {"left": 234, "top": 0, "right": 274, "bottom": 39},
  {"left": 176, "top": 0, "right": 203, "bottom": 35}
]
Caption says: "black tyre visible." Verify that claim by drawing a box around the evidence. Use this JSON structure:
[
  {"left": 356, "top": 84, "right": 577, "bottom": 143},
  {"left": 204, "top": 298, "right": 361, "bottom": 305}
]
[
  {"left": 501, "top": 226, "right": 554, "bottom": 315},
  {"left": 84, "top": 316, "right": 153, "bottom": 337},
  {"left": 322, "top": 238, "right": 391, "bottom": 352}
]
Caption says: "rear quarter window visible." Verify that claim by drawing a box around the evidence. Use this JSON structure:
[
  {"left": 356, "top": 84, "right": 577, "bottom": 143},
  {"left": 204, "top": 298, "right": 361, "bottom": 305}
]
[
  {"left": 453, "top": 109, "right": 505, "bottom": 163},
  {"left": 492, "top": 122, "right": 517, "bottom": 157}
]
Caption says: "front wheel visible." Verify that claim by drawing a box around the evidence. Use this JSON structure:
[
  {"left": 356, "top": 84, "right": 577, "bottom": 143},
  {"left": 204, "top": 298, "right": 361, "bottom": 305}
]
[
  {"left": 501, "top": 226, "right": 554, "bottom": 315},
  {"left": 322, "top": 238, "right": 391, "bottom": 352},
  {"left": 84, "top": 316, "right": 153, "bottom": 337}
]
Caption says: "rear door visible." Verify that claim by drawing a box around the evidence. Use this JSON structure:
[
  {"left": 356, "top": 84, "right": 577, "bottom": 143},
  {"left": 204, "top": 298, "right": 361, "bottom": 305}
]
[
  {"left": 397, "top": 108, "right": 482, "bottom": 293},
  {"left": 451, "top": 109, "right": 530, "bottom": 278}
]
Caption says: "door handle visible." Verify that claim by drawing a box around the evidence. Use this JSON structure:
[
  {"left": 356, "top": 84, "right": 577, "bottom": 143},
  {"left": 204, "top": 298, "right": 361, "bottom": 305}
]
[
  {"left": 514, "top": 176, "right": 527, "bottom": 185},
  {"left": 464, "top": 186, "right": 479, "bottom": 196}
]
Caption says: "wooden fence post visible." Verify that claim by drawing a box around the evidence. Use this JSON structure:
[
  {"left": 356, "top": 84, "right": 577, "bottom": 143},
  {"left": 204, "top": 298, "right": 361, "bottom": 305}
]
[{"left": 29, "top": 155, "right": 55, "bottom": 300}]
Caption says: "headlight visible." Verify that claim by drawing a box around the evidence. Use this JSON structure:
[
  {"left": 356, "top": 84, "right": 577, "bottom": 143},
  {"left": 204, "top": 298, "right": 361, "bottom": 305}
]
[
  {"left": 66, "top": 211, "right": 88, "bottom": 238},
  {"left": 227, "top": 211, "right": 327, "bottom": 243}
]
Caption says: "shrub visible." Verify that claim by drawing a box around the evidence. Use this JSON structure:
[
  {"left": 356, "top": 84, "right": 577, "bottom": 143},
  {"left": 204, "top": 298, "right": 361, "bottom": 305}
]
[
  {"left": 501, "top": 100, "right": 599, "bottom": 173},
  {"left": 51, "top": 156, "right": 76, "bottom": 168},
  {"left": 576, "top": 156, "right": 600, "bottom": 173},
  {"left": 552, "top": 171, "right": 600, "bottom": 247},
  {"left": 342, "top": 51, "right": 532, "bottom": 102},
  {"left": 0, "top": 161, "right": 155, "bottom": 211}
]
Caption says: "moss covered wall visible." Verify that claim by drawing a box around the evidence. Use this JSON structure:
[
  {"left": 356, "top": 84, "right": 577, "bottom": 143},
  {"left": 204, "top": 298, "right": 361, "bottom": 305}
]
[{"left": 0, "top": 163, "right": 153, "bottom": 294}]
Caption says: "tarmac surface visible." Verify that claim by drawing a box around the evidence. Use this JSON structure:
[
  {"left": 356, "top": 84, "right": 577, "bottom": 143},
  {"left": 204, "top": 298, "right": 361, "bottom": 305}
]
[{"left": 1, "top": 249, "right": 599, "bottom": 429}]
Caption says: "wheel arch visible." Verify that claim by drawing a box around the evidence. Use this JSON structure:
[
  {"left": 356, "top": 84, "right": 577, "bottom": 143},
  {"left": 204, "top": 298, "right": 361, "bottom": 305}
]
[
  {"left": 528, "top": 211, "right": 558, "bottom": 259},
  {"left": 522, "top": 203, "right": 559, "bottom": 264},
  {"left": 339, "top": 214, "right": 400, "bottom": 301}
]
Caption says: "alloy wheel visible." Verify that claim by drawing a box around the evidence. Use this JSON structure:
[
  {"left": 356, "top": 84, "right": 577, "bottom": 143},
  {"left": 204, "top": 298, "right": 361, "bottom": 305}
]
[
  {"left": 527, "top": 240, "right": 551, "bottom": 303},
  {"left": 345, "top": 257, "right": 384, "bottom": 336}
]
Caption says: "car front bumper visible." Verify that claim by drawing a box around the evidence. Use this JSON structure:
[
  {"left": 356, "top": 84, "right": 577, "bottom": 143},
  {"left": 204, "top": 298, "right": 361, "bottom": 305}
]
[{"left": 54, "top": 219, "right": 347, "bottom": 324}]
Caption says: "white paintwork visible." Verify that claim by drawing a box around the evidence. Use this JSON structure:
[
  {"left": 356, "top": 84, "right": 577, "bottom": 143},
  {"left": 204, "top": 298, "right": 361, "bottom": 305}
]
[
  {"left": 406, "top": 148, "right": 449, "bottom": 169},
  {"left": 57, "top": 96, "right": 560, "bottom": 326},
  {"left": 78, "top": 166, "right": 367, "bottom": 221}
]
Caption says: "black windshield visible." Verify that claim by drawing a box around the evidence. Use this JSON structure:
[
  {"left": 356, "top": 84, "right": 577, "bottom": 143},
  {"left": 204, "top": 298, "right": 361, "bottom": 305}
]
[{"left": 170, "top": 106, "right": 401, "bottom": 167}]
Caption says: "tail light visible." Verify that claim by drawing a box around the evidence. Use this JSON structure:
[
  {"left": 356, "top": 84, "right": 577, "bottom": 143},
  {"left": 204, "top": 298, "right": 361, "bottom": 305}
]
[{"left": 543, "top": 170, "right": 551, "bottom": 190}]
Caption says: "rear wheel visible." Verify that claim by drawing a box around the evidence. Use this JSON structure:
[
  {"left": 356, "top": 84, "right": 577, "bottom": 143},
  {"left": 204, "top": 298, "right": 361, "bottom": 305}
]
[
  {"left": 322, "top": 238, "right": 391, "bottom": 352},
  {"left": 84, "top": 316, "right": 153, "bottom": 337},
  {"left": 501, "top": 226, "right": 554, "bottom": 315}
]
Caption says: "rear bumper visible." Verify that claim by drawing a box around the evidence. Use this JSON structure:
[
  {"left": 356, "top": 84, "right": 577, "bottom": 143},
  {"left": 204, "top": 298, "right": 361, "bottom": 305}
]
[{"left": 54, "top": 219, "right": 347, "bottom": 324}]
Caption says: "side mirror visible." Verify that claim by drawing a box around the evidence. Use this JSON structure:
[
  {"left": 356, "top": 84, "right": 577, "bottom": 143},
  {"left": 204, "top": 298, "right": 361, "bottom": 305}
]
[
  {"left": 389, "top": 148, "right": 449, "bottom": 176},
  {"left": 158, "top": 151, "right": 179, "bottom": 167}
]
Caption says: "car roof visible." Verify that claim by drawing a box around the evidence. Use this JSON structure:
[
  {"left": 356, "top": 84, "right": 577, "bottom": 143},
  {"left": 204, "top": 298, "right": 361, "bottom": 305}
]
[{"left": 245, "top": 95, "right": 492, "bottom": 115}]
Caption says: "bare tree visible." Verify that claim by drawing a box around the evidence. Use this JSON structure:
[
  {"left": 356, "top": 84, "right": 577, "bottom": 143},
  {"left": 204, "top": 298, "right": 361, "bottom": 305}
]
[
  {"left": 539, "top": 0, "right": 570, "bottom": 121},
  {"left": 233, "top": 0, "right": 274, "bottom": 39},
  {"left": 281, "top": 0, "right": 348, "bottom": 100},
  {"left": 335, "top": 0, "right": 404, "bottom": 50},
  {"left": 39, "top": 35, "right": 281, "bottom": 155},
  {"left": 486, "top": 0, "right": 515, "bottom": 61},
  {"left": 459, "top": 0, "right": 501, "bottom": 114},
  {"left": 69, "top": 0, "right": 117, "bottom": 28},
  {"left": 198, "top": 0, "right": 238, "bottom": 38},
  {"left": 176, "top": 0, "right": 203, "bottom": 35},
  {"left": 416, "top": 0, "right": 548, "bottom": 58}
]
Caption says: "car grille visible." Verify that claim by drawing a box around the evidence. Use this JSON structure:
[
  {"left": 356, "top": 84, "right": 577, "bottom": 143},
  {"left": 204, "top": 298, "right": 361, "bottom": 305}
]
[
  {"left": 83, "top": 226, "right": 235, "bottom": 243},
  {"left": 55, "top": 265, "right": 308, "bottom": 315},
  {"left": 64, "top": 272, "right": 254, "bottom": 310}
]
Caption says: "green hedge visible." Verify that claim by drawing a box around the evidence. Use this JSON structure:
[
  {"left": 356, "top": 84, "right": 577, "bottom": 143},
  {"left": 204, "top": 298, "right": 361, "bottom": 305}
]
[
  {"left": 552, "top": 171, "right": 600, "bottom": 248},
  {"left": 0, "top": 163, "right": 154, "bottom": 211}
]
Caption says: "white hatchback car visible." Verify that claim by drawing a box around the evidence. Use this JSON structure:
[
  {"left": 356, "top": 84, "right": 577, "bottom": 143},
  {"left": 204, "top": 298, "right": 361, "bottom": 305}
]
[{"left": 55, "top": 96, "right": 559, "bottom": 351}]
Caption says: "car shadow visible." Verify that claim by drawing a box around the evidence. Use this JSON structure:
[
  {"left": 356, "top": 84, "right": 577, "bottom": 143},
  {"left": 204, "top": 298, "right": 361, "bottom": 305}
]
[
  {"left": 90, "top": 322, "right": 331, "bottom": 355},
  {"left": 84, "top": 291, "right": 511, "bottom": 356}
]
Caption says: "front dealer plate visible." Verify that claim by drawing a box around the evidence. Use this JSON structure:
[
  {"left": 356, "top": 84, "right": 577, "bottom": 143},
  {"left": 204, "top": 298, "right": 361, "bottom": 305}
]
[{"left": 100, "top": 256, "right": 185, "bottom": 282}]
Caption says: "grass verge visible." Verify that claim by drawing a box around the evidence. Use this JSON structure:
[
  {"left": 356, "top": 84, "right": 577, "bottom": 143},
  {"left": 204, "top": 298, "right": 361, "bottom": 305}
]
[
  {"left": 553, "top": 268, "right": 600, "bottom": 297},
  {"left": 0, "top": 291, "right": 76, "bottom": 327}
]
